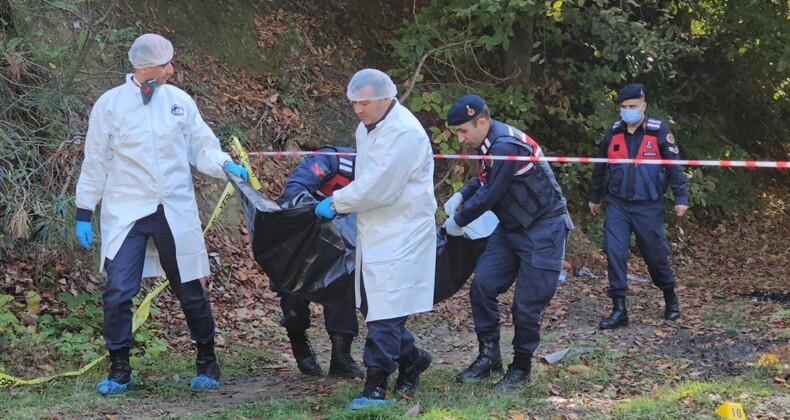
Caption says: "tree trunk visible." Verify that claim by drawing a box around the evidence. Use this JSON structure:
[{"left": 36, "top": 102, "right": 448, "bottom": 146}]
[
  {"left": 500, "top": 17, "right": 533, "bottom": 89},
  {"left": 0, "top": 0, "right": 16, "bottom": 36}
]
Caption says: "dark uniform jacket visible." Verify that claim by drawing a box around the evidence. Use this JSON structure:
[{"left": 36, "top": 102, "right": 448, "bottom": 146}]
[
  {"left": 454, "top": 120, "right": 566, "bottom": 230},
  {"left": 589, "top": 117, "right": 688, "bottom": 205},
  {"left": 281, "top": 147, "right": 356, "bottom": 202}
]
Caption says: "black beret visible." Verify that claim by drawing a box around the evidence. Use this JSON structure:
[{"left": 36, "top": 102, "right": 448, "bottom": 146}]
[
  {"left": 447, "top": 94, "right": 485, "bottom": 126},
  {"left": 615, "top": 83, "right": 645, "bottom": 104}
]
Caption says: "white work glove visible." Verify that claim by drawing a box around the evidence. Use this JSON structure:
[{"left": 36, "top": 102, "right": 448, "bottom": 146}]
[
  {"left": 443, "top": 217, "right": 464, "bottom": 237},
  {"left": 443, "top": 192, "right": 463, "bottom": 218}
]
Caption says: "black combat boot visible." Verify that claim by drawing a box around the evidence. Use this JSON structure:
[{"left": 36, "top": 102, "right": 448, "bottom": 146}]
[
  {"left": 456, "top": 340, "right": 504, "bottom": 383},
  {"left": 599, "top": 297, "right": 629, "bottom": 330},
  {"left": 347, "top": 367, "right": 392, "bottom": 410},
  {"left": 663, "top": 289, "right": 681, "bottom": 321},
  {"left": 287, "top": 330, "right": 322, "bottom": 375},
  {"left": 96, "top": 347, "right": 133, "bottom": 395},
  {"left": 393, "top": 348, "right": 432, "bottom": 398},
  {"left": 328, "top": 333, "right": 363, "bottom": 379},
  {"left": 191, "top": 339, "right": 221, "bottom": 390},
  {"left": 493, "top": 350, "right": 532, "bottom": 391}
]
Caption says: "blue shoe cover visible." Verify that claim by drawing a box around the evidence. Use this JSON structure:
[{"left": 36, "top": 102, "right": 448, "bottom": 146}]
[
  {"left": 347, "top": 397, "right": 394, "bottom": 410},
  {"left": 190, "top": 374, "right": 220, "bottom": 391},
  {"left": 96, "top": 378, "right": 132, "bottom": 395}
]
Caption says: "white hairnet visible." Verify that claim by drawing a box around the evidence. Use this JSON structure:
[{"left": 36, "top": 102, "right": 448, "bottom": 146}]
[
  {"left": 128, "top": 34, "right": 174, "bottom": 69},
  {"left": 346, "top": 68, "right": 397, "bottom": 101}
]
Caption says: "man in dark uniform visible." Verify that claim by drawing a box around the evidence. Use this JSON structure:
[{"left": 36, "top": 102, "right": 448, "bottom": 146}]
[
  {"left": 275, "top": 146, "right": 363, "bottom": 379},
  {"left": 442, "top": 95, "right": 573, "bottom": 390},
  {"left": 588, "top": 83, "right": 688, "bottom": 330}
]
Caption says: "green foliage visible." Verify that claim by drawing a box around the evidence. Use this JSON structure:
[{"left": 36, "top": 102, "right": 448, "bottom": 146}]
[
  {"left": 35, "top": 291, "right": 103, "bottom": 360},
  {"left": 1, "top": 289, "right": 167, "bottom": 376},
  {"left": 390, "top": 0, "right": 786, "bottom": 225},
  {"left": 0, "top": 232, "right": 15, "bottom": 261},
  {"left": 0, "top": 294, "right": 21, "bottom": 334},
  {"left": 0, "top": 1, "right": 137, "bottom": 253},
  {"left": 693, "top": 0, "right": 790, "bottom": 78}
]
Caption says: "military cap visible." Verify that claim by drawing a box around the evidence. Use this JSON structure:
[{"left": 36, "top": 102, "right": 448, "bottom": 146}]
[
  {"left": 615, "top": 83, "right": 645, "bottom": 103},
  {"left": 447, "top": 94, "right": 485, "bottom": 126}
]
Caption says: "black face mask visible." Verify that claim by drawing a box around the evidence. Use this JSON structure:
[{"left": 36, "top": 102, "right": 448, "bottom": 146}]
[{"left": 140, "top": 79, "right": 156, "bottom": 105}]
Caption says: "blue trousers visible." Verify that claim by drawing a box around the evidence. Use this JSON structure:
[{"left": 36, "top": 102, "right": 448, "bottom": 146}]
[
  {"left": 603, "top": 197, "right": 675, "bottom": 298},
  {"left": 103, "top": 205, "right": 215, "bottom": 351},
  {"left": 359, "top": 275, "right": 418, "bottom": 374},
  {"left": 470, "top": 214, "right": 569, "bottom": 354},
  {"left": 279, "top": 292, "right": 359, "bottom": 337}
]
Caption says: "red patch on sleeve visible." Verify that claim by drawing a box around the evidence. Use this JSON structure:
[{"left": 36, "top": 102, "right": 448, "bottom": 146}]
[{"left": 312, "top": 162, "right": 327, "bottom": 177}]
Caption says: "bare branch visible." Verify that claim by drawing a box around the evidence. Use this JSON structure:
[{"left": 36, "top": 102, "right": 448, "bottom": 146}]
[
  {"left": 62, "top": 0, "right": 121, "bottom": 89},
  {"left": 398, "top": 40, "right": 470, "bottom": 103}
]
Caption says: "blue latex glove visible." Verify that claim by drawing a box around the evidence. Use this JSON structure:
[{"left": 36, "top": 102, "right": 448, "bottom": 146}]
[
  {"left": 76, "top": 221, "right": 92, "bottom": 249},
  {"left": 223, "top": 161, "right": 248, "bottom": 181},
  {"left": 442, "top": 217, "right": 464, "bottom": 237},
  {"left": 314, "top": 197, "right": 337, "bottom": 219}
]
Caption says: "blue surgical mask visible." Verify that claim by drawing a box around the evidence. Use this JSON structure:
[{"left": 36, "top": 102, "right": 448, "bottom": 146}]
[{"left": 620, "top": 107, "right": 642, "bottom": 125}]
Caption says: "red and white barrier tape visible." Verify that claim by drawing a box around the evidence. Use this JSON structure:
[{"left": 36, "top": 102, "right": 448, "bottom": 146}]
[{"left": 243, "top": 150, "right": 790, "bottom": 168}]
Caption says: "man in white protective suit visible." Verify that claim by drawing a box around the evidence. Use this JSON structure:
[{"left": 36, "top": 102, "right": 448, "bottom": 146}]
[
  {"left": 313, "top": 69, "right": 437, "bottom": 410},
  {"left": 74, "top": 33, "right": 248, "bottom": 395}
]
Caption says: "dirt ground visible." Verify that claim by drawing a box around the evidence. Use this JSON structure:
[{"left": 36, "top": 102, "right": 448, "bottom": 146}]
[
  {"left": 101, "top": 192, "right": 789, "bottom": 418},
  {"left": 115, "top": 270, "right": 788, "bottom": 418}
]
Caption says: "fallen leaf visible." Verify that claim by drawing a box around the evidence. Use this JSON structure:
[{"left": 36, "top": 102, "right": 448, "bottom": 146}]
[{"left": 567, "top": 365, "right": 591, "bottom": 375}]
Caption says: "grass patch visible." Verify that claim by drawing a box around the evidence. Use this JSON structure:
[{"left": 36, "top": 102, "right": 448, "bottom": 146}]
[
  {"left": 208, "top": 368, "right": 551, "bottom": 419},
  {"left": 3, "top": 338, "right": 785, "bottom": 418},
  {"left": 699, "top": 306, "right": 747, "bottom": 333},
  {"left": 613, "top": 370, "right": 777, "bottom": 419},
  {"left": 0, "top": 345, "right": 276, "bottom": 419}
]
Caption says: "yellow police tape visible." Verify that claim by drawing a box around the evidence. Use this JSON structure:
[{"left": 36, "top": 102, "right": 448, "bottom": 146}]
[{"left": 0, "top": 137, "right": 262, "bottom": 388}]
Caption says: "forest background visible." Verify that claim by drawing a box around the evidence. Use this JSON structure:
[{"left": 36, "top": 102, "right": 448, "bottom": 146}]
[{"left": 0, "top": 0, "right": 788, "bottom": 418}]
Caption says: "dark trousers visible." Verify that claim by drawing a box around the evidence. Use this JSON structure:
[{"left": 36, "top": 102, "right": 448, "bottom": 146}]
[
  {"left": 279, "top": 292, "right": 359, "bottom": 337},
  {"left": 103, "top": 205, "right": 215, "bottom": 351},
  {"left": 359, "top": 275, "right": 418, "bottom": 374},
  {"left": 603, "top": 197, "right": 675, "bottom": 298},
  {"left": 470, "top": 214, "right": 569, "bottom": 354}
]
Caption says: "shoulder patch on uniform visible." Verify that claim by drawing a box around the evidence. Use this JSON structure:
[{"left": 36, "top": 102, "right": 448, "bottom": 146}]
[
  {"left": 612, "top": 121, "right": 622, "bottom": 130},
  {"left": 666, "top": 133, "right": 675, "bottom": 144},
  {"left": 645, "top": 118, "right": 661, "bottom": 131}
]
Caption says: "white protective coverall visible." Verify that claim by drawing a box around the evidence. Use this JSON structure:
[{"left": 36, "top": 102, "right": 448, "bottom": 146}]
[
  {"left": 331, "top": 101, "right": 437, "bottom": 322},
  {"left": 76, "top": 74, "right": 231, "bottom": 282}
]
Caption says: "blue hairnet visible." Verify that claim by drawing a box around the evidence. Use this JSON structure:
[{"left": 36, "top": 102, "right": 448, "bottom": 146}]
[
  {"left": 346, "top": 69, "right": 397, "bottom": 101},
  {"left": 128, "top": 34, "right": 173, "bottom": 69}
]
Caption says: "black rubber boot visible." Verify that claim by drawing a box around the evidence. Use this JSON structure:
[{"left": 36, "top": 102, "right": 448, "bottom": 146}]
[
  {"left": 190, "top": 339, "right": 221, "bottom": 390},
  {"left": 287, "top": 330, "right": 322, "bottom": 375},
  {"left": 494, "top": 351, "right": 532, "bottom": 391},
  {"left": 347, "top": 367, "right": 392, "bottom": 410},
  {"left": 663, "top": 289, "right": 681, "bottom": 321},
  {"left": 599, "top": 297, "right": 629, "bottom": 330},
  {"left": 359, "top": 367, "right": 389, "bottom": 399},
  {"left": 393, "top": 348, "right": 432, "bottom": 398},
  {"left": 96, "top": 347, "right": 132, "bottom": 395},
  {"left": 108, "top": 347, "right": 132, "bottom": 384},
  {"left": 328, "top": 334, "right": 363, "bottom": 379},
  {"left": 195, "top": 339, "right": 221, "bottom": 380},
  {"left": 456, "top": 340, "right": 504, "bottom": 383}
]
